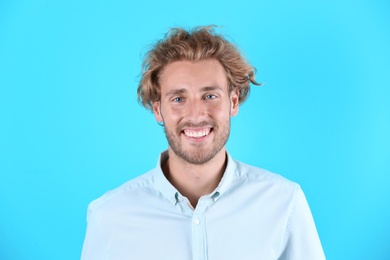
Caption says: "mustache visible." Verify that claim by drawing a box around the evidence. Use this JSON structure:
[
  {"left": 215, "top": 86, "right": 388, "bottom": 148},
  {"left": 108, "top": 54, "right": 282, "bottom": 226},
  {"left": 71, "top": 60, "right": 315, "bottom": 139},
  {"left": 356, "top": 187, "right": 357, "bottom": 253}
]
[{"left": 178, "top": 121, "right": 216, "bottom": 129}]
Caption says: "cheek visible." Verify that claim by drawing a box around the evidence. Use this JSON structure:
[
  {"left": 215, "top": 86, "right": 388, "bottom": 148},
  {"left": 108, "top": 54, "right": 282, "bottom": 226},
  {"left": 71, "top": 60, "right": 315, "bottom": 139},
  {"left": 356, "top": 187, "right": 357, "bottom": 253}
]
[
  {"left": 161, "top": 106, "right": 182, "bottom": 125},
  {"left": 211, "top": 104, "right": 231, "bottom": 121}
]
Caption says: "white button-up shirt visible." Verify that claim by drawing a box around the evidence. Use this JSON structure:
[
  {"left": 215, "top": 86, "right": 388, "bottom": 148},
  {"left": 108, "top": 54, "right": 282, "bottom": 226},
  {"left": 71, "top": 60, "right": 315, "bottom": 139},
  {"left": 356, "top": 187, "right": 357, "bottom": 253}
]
[{"left": 81, "top": 151, "right": 325, "bottom": 259}]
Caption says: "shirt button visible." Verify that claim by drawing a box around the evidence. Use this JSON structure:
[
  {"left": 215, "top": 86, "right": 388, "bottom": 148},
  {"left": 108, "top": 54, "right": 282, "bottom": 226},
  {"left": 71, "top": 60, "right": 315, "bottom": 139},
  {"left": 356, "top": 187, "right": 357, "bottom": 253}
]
[{"left": 194, "top": 218, "right": 200, "bottom": 225}]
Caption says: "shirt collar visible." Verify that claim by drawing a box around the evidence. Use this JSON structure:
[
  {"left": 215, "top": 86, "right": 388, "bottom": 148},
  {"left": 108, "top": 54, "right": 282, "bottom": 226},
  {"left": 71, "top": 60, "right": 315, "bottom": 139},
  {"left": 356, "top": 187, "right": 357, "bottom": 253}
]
[{"left": 153, "top": 150, "right": 236, "bottom": 205}]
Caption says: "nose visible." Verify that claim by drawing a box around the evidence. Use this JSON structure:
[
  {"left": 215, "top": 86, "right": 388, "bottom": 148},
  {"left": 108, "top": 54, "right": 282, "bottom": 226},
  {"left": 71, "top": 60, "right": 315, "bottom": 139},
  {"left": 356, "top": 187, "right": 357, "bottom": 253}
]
[{"left": 185, "top": 99, "right": 207, "bottom": 122}]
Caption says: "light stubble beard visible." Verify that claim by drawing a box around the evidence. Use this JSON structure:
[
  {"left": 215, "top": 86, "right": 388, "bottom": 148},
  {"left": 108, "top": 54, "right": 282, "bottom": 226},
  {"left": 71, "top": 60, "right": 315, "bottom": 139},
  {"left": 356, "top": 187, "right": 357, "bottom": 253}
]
[{"left": 163, "top": 119, "right": 231, "bottom": 165}]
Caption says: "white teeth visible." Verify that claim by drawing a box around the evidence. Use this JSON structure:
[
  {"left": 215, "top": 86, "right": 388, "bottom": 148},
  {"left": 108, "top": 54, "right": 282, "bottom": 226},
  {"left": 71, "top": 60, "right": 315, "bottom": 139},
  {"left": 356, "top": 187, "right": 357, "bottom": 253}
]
[{"left": 184, "top": 128, "right": 211, "bottom": 138}]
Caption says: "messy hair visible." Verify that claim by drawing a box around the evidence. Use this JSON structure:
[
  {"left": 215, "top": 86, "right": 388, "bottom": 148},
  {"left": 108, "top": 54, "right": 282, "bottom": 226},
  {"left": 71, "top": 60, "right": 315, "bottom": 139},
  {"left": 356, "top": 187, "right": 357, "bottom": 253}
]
[{"left": 137, "top": 25, "right": 261, "bottom": 110}]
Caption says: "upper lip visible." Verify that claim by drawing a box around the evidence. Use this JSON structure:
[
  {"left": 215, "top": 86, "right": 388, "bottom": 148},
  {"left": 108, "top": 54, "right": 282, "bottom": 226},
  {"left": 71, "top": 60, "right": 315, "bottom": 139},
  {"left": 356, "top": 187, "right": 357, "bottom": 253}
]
[
  {"left": 182, "top": 126, "right": 212, "bottom": 131},
  {"left": 180, "top": 121, "right": 214, "bottom": 131}
]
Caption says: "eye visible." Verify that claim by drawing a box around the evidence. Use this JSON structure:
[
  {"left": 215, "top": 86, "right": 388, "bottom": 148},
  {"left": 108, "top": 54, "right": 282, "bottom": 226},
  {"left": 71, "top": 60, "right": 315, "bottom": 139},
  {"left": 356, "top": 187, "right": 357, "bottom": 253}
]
[
  {"left": 172, "top": 97, "right": 184, "bottom": 102},
  {"left": 204, "top": 94, "right": 217, "bottom": 100}
]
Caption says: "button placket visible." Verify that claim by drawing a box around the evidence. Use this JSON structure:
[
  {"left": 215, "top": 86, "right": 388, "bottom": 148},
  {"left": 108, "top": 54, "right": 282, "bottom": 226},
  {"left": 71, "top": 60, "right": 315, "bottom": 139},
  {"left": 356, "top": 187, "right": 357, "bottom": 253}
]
[{"left": 191, "top": 198, "right": 214, "bottom": 260}]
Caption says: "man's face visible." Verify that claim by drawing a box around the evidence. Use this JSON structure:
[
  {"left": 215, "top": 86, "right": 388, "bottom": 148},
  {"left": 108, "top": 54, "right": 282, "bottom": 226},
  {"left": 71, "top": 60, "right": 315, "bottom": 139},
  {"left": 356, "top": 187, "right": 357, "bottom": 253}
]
[{"left": 153, "top": 59, "right": 239, "bottom": 165}]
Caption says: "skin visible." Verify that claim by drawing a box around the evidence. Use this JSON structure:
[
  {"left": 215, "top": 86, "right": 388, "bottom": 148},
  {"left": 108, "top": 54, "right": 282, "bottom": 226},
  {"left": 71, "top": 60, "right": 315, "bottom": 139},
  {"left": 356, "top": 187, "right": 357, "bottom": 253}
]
[{"left": 153, "top": 59, "right": 239, "bottom": 208}]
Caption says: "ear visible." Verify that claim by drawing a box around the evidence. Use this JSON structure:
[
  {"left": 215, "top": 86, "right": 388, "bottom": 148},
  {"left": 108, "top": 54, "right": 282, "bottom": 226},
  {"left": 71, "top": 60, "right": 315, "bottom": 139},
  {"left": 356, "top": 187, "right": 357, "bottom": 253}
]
[
  {"left": 152, "top": 101, "right": 163, "bottom": 122},
  {"left": 230, "top": 88, "right": 239, "bottom": 117}
]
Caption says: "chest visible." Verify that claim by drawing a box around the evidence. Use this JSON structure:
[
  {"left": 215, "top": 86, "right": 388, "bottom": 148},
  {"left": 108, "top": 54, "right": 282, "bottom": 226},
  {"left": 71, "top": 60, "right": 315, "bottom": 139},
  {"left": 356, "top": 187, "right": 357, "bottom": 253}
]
[{"left": 102, "top": 192, "right": 291, "bottom": 260}]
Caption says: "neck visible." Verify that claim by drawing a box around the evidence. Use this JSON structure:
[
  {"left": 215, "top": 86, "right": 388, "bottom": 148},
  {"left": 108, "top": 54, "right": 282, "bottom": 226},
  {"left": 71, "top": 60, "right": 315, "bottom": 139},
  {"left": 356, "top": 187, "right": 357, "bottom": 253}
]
[{"left": 162, "top": 148, "right": 227, "bottom": 208}]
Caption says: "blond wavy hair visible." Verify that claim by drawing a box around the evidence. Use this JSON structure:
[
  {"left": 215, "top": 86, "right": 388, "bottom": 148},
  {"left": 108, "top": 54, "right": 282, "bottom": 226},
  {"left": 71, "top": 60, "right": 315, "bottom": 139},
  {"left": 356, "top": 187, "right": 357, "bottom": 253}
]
[{"left": 137, "top": 26, "right": 260, "bottom": 110}]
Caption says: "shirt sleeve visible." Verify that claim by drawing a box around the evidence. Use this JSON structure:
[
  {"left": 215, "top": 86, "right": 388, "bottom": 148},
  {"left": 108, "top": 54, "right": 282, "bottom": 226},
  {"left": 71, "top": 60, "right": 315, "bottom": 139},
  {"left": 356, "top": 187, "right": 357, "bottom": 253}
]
[
  {"left": 279, "top": 186, "right": 326, "bottom": 260},
  {"left": 81, "top": 205, "right": 106, "bottom": 260}
]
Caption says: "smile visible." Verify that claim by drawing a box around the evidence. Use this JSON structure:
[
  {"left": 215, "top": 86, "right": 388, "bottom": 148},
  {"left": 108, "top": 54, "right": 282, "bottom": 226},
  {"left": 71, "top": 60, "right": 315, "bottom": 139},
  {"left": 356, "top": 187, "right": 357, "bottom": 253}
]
[{"left": 183, "top": 128, "right": 211, "bottom": 138}]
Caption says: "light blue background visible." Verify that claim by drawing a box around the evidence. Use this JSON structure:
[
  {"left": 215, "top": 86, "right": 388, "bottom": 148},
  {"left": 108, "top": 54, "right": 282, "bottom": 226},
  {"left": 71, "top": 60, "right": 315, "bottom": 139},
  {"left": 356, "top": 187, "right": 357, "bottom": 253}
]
[{"left": 1, "top": 0, "right": 389, "bottom": 259}]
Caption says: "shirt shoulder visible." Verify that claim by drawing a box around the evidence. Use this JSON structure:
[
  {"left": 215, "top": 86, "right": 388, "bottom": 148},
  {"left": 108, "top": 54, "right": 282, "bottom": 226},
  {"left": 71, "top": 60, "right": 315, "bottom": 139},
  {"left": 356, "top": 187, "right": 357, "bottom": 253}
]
[
  {"left": 232, "top": 159, "right": 299, "bottom": 191},
  {"left": 87, "top": 169, "right": 157, "bottom": 214}
]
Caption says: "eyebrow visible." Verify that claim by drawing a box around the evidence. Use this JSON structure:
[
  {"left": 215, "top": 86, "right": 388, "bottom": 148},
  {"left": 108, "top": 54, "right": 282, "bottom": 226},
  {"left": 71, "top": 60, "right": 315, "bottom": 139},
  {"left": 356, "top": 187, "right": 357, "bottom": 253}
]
[
  {"left": 201, "top": 86, "right": 224, "bottom": 92},
  {"left": 165, "top": 88, "right": 188, "bottom": 97},
  {"left": 164, "top": 86, "right": 224, "bottom": 97}
]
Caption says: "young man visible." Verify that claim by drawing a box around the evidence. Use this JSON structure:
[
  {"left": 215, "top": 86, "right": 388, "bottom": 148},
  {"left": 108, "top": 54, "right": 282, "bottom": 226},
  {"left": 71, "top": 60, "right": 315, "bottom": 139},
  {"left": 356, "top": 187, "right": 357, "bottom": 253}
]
[{"left": 81, "top": 26, "right": 325, "bottom": 259}]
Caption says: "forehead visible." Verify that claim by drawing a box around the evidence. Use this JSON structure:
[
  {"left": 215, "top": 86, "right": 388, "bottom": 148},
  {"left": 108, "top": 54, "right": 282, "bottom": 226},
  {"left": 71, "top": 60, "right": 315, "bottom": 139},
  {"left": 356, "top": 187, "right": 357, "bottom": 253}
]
[{"left": 159, "top": 59, "right": 228, "bottom": 92}]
